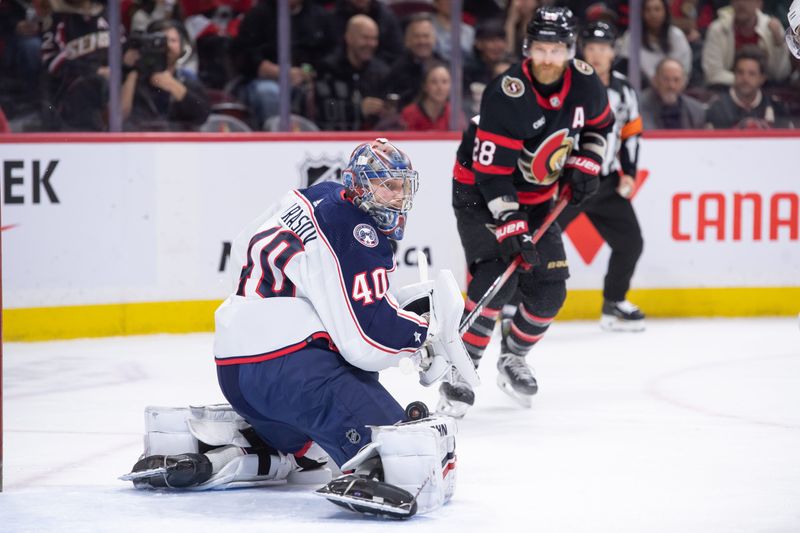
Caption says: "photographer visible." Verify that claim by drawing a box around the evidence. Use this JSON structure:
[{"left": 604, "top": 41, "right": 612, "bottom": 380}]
[{"left": 122, "top": 20, "right": 210, "bottom": 131}]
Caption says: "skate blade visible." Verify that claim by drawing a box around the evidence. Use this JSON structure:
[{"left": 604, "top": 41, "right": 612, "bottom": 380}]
[
  {"left": 600, "top": 315, "right": 646, "bottom": 332},
  {"left": 314, "top": 488, "right": 414, "bottom": 519},
  {"left": 496, "top": 374, "right": 533, "bottom": 408},
  {"left": 435, "top": 395, "right": 471, "bottom": 419},
  {"left": 119, "top": 467, "right": 167, "bottom": 482}
]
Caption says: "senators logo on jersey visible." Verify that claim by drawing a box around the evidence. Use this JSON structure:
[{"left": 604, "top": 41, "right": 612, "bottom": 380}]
[{"left": 518, "top": 128, "right": 574, "bottom": 185}]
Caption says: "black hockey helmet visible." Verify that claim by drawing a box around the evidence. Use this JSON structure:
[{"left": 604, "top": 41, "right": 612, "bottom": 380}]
[
  {"left": 580, "top": 21, "right": 617, "bottom": 45},
  {"left": 525, "top": 6, "right": 577, "bottom": 47}
]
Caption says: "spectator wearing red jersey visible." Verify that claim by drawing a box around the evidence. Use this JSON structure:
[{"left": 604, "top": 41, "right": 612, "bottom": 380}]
[{"left": 400, "top": 62, "right": 465, "bottom": 131}]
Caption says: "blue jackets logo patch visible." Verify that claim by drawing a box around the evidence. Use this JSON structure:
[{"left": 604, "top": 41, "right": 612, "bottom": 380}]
[{"left": 353, "top": 224, "right": 379, "bottom": 248}]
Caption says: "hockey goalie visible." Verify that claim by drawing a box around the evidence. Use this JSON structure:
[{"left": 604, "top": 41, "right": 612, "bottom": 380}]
[{"left": 120, "top": 139, "right": 479, "bottom": 519}]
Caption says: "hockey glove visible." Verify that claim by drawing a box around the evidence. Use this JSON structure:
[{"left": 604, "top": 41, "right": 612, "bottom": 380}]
[
  {"left": 564, "top": 155, "right": 601, "bottom": 206},
  {"left": 495, "top": 210, "right": 539, "bottom": 268}
]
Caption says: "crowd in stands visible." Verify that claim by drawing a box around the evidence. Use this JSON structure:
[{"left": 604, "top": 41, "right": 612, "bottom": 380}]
[{"left": 0, "top": 0, "right": 797, "bottom": 132}]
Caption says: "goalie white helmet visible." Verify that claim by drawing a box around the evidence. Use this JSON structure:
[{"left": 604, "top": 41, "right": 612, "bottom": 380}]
[{"left": 788, "top": 0, "right": 800, "bottom": 59}]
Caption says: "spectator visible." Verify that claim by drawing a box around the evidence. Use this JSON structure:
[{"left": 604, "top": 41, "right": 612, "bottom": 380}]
[
  {"left": 616, "top": 0, "right": 693, "bottom": 85},
  {"left": 504, "top": 0, "right": 539, "bottom": 58},
  {"left": 640, "top": 57, "right": 707, "bottom": 128},
  {"left": 706, "top": 45, "right": 794, "bottom": 127},
  {"left": 702, "top": 0, "right": 791, "bottom": 87},
  {"left": 400, "top": 62, "right": 466, "bottom": 131},
  {"left": 121, "top": 20, "right": 210, "bottom": 130},
  {"left": 41, "top": 0, "right": 112, "bottom": 131},
  {"left": 0, "top": 105, "right": 9, "bottom": 132},
  {"left": 463, "top": 19, "right": 510, "bottom": 114},
  {"left": 314, "top": 14, "right": 389, "bottom": 131},
  {"left": 0, "top": 0, "right": 42, "bottom": 95},
  {"left": 386, "top": 13, "right": 446, "bottom": 109},
  {"left": 431, "top": 0, "right": 475, "bottom": 59},
  {"left": 672, "top": 0, "right": 729, "bottom": 38},
  {"left": 182, "top": 0, "right": 253, "bottom": 89},
  {"left": 329, "top": 0, "right": 403, "bottom": 65},
  {"left": 233, "top": 0, "right": 332, "bottom": 128},
  {"left": 130, "top": 0, "right": 184, "bottom": 34}
]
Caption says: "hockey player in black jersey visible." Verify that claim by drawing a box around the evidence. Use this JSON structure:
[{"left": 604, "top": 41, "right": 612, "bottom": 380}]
[
  {"left": 555, "top": 21, "right": 646, "bottom": 332},
  {"left": 441, "top": 7, "right": 614, "bottom": 416}
]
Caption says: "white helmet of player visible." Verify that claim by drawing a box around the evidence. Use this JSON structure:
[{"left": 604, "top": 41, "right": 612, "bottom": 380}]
[
  {"left": 343, "top": 138, "right": 419, "bottom": 241},
  {"left": 787, "top": 0, "right": 800, "bottom": 59}
]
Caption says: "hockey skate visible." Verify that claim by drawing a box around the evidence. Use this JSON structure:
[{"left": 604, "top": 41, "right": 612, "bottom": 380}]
[
  {"left": 120, "top": 453, "right": 213, "bottom": 489},
  {"left": 600, "top": 300, "right": 646, "bottom": 332},
  {"left": 316, "top": 473, "right": 418, "bottom": 519},
  {"left": 496, "top": 354, "right": 538, "bottom": 408},
  {"left": 436, "top": 367, "right": 475, "bottom": 419}
]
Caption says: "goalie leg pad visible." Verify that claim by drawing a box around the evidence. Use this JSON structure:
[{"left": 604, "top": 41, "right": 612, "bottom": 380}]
[
  {"left": 374, "top": 416, "right": 457, "bottom": 514},
  {"left": 128, "top": 404, "right": 332, "bottom": 490},
  {"left": 326, "top": 416, "right": 457, "bottom": 515},
  {"left": 143, "top": 404, "right": 251, "bottom": 456}
]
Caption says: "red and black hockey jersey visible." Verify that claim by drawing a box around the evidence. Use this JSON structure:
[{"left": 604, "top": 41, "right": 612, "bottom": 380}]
[{"left": 454, "top": 58, "right": 614, "bottom": 208}]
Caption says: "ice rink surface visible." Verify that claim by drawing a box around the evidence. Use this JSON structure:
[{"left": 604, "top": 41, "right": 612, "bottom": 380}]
[{"left": 2, "top": 318, "right": 800, "bottom": 533}]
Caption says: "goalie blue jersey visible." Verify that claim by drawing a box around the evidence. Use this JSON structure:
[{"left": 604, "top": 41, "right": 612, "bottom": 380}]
[{"left": 214, "top": 181, "right": 429, "bottom": 371}]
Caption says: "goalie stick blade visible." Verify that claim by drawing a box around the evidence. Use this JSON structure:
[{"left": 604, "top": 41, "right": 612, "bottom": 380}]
[
  {"left": 315, "top": 474, "right": 418, "bottom": 519},
  {"left": 118, "top": 467, "right": 168, "bottom": 482}
]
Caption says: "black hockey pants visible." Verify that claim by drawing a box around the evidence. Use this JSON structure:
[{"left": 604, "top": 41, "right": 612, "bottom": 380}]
[{"left": 557, "top": 173, "right": 644, "bottom": 302}]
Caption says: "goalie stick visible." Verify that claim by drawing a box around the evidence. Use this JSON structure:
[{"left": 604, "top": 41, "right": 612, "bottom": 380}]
[{"left": 458, "top": 186, "right": 572, "bottom": 336}]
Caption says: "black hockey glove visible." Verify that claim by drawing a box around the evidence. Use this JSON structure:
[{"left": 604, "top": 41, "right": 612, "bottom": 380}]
[
  {"left": 495, "top": 210, "right": 539, "bottom": 268},
  {"left": 564, "top": 155, "right": 601, "bottom": 206}
]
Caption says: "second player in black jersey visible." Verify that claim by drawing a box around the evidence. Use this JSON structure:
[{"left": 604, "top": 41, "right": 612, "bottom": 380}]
[{"left": 440, "top": 7, "right": 614, "bottom": 416}]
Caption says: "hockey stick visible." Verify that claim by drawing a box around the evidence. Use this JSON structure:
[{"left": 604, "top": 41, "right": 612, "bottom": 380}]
[{"left": 458, "top": 186, "right": 572, "bottom": 336}]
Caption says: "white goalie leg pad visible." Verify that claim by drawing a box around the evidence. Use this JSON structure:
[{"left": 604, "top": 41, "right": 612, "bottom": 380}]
[
  {"left": 143, "top": 404, "right": 251, "bottom": 456},
  {"left": 342, "top": 416, "right": 458, "bottom": 514},
  {"left": 139, "top": 404, "right": 320, "bottom": 490},
  {"left": 426, "top": 271, "right": 481, "bottom": 388}
]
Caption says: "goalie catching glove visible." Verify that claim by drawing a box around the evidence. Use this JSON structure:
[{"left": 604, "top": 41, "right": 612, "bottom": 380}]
[{"left": 394, "top": 270, "right": 480, "bottom": 388}]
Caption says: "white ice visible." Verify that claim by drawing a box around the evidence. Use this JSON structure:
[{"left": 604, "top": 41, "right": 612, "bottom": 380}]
[{"left": 2, "top": 318, "right": 800, "bottom": 533}]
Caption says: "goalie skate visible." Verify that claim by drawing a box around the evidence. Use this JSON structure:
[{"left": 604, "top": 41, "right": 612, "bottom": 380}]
[
  {"left": 315, "top": 474, "right": 418, "bottom": 519},
  {"left": 496, "top": 354, "right": 538, "bottom": 408},
  {"left": 119, "top": 453, "right": 213, "bottom": 488},
  {"left": 436, "top": 368, "right": 474, "bottom": 418}
]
